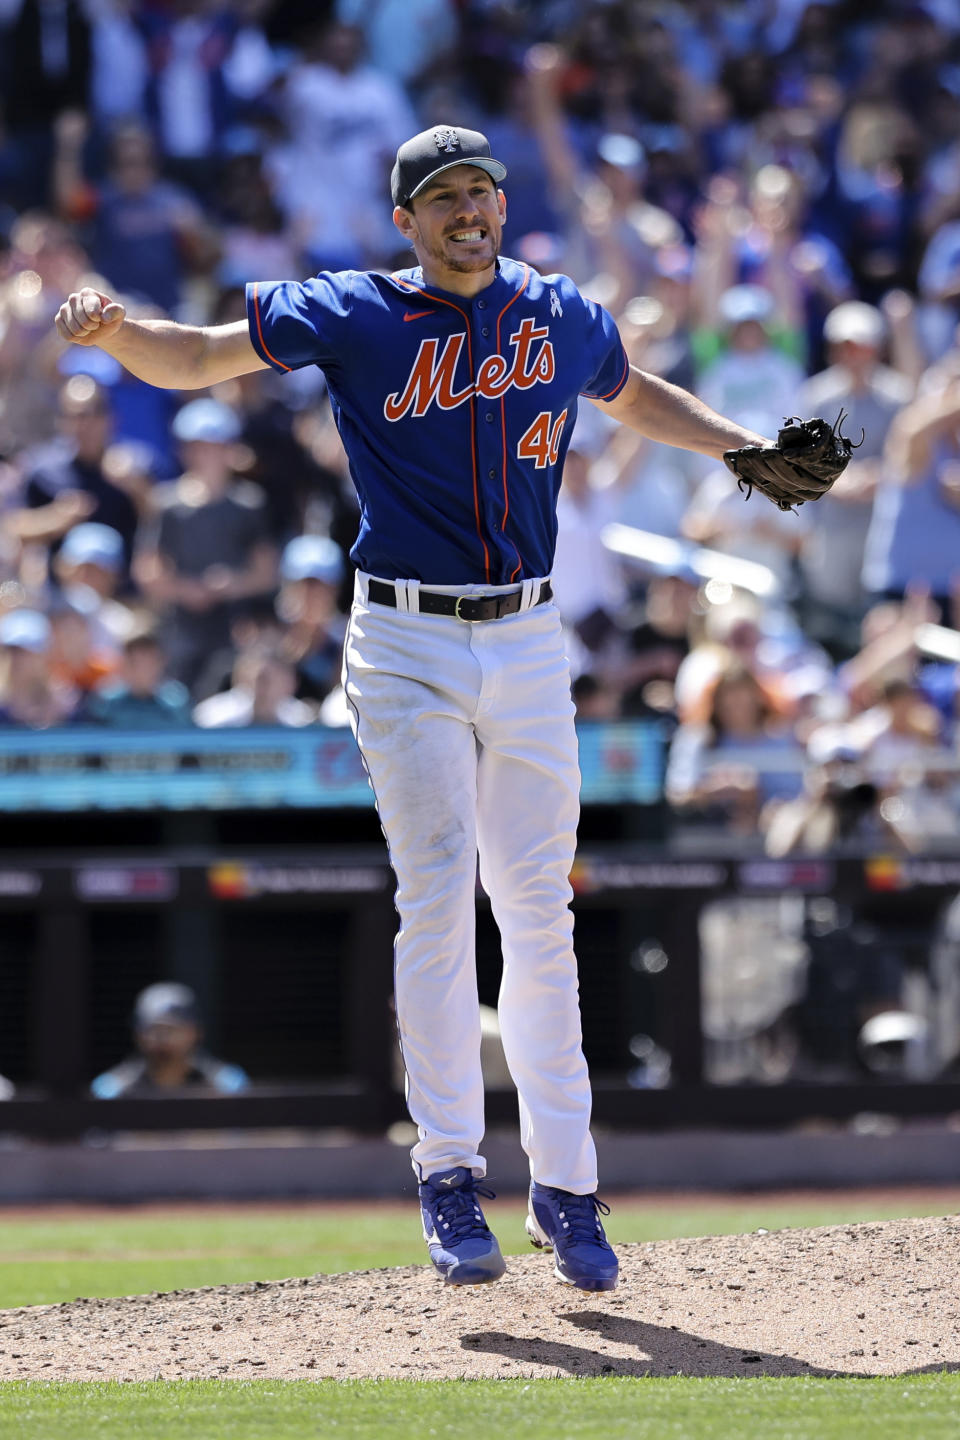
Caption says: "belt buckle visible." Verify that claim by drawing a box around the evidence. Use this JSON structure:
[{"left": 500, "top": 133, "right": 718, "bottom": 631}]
[{"left": 454, "top": 594, "right": 475, "bottom": 622}]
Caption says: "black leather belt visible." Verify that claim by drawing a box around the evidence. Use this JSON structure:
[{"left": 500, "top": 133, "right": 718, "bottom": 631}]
[{"left": 367, "top": 577, "right": 552, "bottom": 622}]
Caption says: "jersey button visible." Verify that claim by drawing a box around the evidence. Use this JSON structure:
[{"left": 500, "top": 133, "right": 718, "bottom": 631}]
[
  {"left": 488, "top": 467, "right": 496, "bottom": 478},
  {"left": 477, "top": 299, "right": 487, "bottom": 309},
  {"left": 484, "top": 412, "right": 494, "bottom": 423},
  {"left": 482, "top": 326, "right": 490, "bottom": 337}
]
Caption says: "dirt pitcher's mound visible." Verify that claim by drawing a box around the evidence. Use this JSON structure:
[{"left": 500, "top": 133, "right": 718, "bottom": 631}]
[{"left": 1, "top": 1215, "right": 958, "bottom": 1381}]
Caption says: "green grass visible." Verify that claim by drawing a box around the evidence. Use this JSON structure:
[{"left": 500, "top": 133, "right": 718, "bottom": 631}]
[
  {"left": 2, "top": 1376, "right": 959, "bottom": 1440},
  {"left": 0, "top": 1206, "right": 418, "bottom": 1310},
  {"left": 1, "top": 1190, "right": 958, "bottom": 1310}
]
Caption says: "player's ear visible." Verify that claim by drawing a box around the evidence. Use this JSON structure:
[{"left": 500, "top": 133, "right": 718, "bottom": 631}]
[
  {"left": 497, "top": 188, "right": 506, "bottom": 224},
  {"left": 393, "top": 205, "right": 417, "bottom": 243}
]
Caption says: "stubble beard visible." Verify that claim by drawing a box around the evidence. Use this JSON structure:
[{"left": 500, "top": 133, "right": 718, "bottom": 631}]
[{"left": 423, "top": 219, "right": 502, "bottom": 275}]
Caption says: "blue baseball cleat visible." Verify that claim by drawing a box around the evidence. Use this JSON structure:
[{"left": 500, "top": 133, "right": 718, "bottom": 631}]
[
  {"left": 525, "top": 1183, "right": 619, "bottom": 1291},
  {"left": 419, "top": 1167, "right": 506, "bottom": 1285}
]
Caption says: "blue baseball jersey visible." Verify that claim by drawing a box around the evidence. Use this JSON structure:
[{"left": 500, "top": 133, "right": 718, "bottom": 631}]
[{"left": 246, "top": 255, "right": 629, "bottom": 584}]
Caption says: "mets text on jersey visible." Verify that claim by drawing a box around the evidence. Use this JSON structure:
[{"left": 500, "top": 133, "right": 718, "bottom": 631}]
[{"left": 383, "top": 317, "right": 556, "bottom": 421}]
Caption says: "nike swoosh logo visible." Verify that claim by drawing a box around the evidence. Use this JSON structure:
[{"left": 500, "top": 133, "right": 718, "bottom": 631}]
[{"left": 404, "top": 309, "right": 434, "bottom": 322}]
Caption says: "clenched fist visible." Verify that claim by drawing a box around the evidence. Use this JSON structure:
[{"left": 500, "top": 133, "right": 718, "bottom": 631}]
[{"left": 55, "top": 287, "right": 126, "bottom": 346}]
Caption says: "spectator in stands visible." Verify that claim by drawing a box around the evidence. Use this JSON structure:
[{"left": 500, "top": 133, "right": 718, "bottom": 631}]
[
  {"left": 798, "top": 300, "right": 914, "bottom": 652},
  {"left": 267, "top": 18, "right": 416, "bottom": 270},
  {"left": 835, "top": 98, "right": 924, "bottom": 302},
  {"left": 193, "top": 643, "right": 314, "bottom": 728},
  {"left": 135, "top": 1, "right": 250, "bottom": 195},
  {"left": 695, "top": 284, "right": 806, "bottom": 440},
  {"left": 84, "top": 628, "right": 191, "bottom": 729},
  {"left": 916, "top": 215, "right": 960, "bottom": 364},
  {"left": 604, "top": 289, "right": 702, "bottom": 540},
  {"left": 48, "top": 593, "right": 119, "bottom": 700},
  {"left": 620, "top": 566, "right": 698, "bottom": 722},
  {"left": 215, "top": 130, "right": 302, "bottom": 292},
  {"left": 52, "top": 113, "right": 219, "bottom": 315},
  {"left": 4, "top": 376, "right": 139, "bottom": 576},
  {"left": 0, "top": 607, "right": 76, "bottom": 727},
  {"left": 476, "top": 69, "right": 566, "bottom": 256},
  {"left": 862, "top": 379, "right": 960, "bottom": 612},
  {"left": 338, "top": 0, "right": 458, "bottom": 91},
  {"left": 642, "top": 245, "right": 698, "bottom": 392},
  {"left": 917, "top": 67, "right": 960, "bottom": 242},
  {"left": 55, "top": 521, "right": 138, "bottom": 646},
  {"left": 832, "top": 590, "right": 936, "bottom": 721},
  {"left": 523, "top": 42, "right": 683, "bottom": 309},
  {"left": 90, "top": 982, "right": 249, "bottom": 1098},
  {"left": 275, "top": 534, "right": 346, "bottom": 706},
  {"left": 86, "top": 0, "right": 149, "bottom": 132},
  {"left": 0, "top": 0, "right": 91, "bottom": 210},
  {"left": 571, "top": 671, "right": 620, "bottom": 721},
  {"left": 764, "top": 736, "right": 901, "bottom": 856},
  {"left": 58, "top": 337, "right": 180, "bottom": 482},
  {"left": 918, "top": 320, "right": 960, "bottom": 400},
  {"left": 0, "top": 213, "right": 90, "bottom": 460},
  {"left": 670, "top": 596, "right": 836, "bottom": 754},
  {"left": 666, "top": 658, "right": 804, "bottom": 834},
  {"left": 133, "top": 398, "right": 278, "bottom": 692},
  {"left": 208, "top": 287, "right": 339, "bottom": 542},
  {"left": 730, "top": 165, "right": 852, "bottom": 370},
  {"left": 853, "top": 676, "right": 945, "bottom": 786},
  {"left": 675, "top": 590, "right": 767, "bottom": 724}
]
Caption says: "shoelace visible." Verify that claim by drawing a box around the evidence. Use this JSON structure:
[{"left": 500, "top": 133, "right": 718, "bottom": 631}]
[
  {"left": 554, "top": 1192, "right": 611, "bottom": 1248},
  {"left": 431, "top": 1181, "right": 497, "bottom": 1241}
]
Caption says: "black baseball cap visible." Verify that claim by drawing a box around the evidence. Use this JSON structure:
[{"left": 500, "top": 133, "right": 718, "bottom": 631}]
[
  {"left": 391, "top": 126, "right": 507, "bottom": 208},
  {"left": 134, "top": 982, "right": 200, "bottom": 1030}
]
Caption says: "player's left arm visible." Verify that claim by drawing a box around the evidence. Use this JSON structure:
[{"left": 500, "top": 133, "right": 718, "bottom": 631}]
[{"left": 595, "top": 365, "right": 770, "bottom": 459}]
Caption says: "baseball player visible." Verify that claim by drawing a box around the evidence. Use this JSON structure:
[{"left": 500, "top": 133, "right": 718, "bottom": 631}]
[{"left": 56, "top": 125, "right": 799, "bottom": 1293}]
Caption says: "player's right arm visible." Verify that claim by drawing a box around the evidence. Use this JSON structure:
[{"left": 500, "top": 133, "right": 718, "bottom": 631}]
[{"left": 54, "top": 287, "right": 269, "bottom": 389}]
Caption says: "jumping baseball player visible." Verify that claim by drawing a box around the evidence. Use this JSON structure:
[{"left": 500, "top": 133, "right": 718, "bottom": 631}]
[{"left": 56, "top": 125, "right": 845, "bottom": 1293}]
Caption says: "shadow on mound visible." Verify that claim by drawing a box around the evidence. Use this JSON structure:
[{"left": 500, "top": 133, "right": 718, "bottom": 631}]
[{"left": 461, "top": 1311, "right": 960, "bottom": 1379}]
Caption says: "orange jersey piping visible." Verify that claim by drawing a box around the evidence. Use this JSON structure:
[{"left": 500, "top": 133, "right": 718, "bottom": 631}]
[
  {"left": 495, "top": 264, "right": 530, "bottom": 582},
  {"left": 251, "top": 283, "right": 292, "bottom": 372}
]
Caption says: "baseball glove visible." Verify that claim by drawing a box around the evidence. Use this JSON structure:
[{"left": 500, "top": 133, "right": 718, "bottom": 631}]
[{"left": 723, "top": 413, "right": 858, "bottom": 513}]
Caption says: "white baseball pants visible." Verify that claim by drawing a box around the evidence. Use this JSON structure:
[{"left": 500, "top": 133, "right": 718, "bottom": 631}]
[{"left": 343, "top": 571, "right": 599, "bottom": 1194}]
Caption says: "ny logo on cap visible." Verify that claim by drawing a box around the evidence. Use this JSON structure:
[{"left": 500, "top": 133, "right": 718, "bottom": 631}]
[{"left": 433, "top": 127, "right": 460, "bottom": 154}]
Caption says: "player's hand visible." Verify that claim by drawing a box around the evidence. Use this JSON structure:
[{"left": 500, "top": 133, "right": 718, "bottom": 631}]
[{"left": 55, "top": 287, "right": 126, "bottom": 347}]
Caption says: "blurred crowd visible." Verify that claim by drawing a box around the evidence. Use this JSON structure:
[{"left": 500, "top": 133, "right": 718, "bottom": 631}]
[{"left": 1, "top": 1, "right": 960, "bottom": 846}]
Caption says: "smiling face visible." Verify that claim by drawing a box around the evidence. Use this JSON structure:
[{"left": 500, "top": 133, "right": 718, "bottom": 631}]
[{"left": 393, "top": 165, "right": 506, "bottom": 293}]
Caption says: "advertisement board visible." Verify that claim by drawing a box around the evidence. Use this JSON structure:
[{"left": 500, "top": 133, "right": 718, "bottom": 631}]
[{"left": 0, "top": 720, "right": 665, "bottom": 811}]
